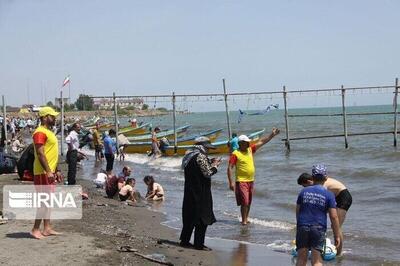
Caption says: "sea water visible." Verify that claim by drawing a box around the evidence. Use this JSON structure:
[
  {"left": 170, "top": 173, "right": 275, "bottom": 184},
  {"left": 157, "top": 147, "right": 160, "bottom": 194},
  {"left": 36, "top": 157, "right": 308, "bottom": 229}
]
[{"left": 86, "top": 105, "right": 400, "bottom": 265}]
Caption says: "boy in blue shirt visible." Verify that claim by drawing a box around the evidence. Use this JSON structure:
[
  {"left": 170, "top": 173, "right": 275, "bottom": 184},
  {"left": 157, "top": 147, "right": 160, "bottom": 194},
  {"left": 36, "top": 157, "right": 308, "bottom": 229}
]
[
  {"left": 228, "top": 133, "right": 239, "bottom": 152},
  {"left": 103, "top": 129, "right": 117, "bottom": 174},
  {"left": 296, "top": 164, "right": 341, "bottom": 266}
]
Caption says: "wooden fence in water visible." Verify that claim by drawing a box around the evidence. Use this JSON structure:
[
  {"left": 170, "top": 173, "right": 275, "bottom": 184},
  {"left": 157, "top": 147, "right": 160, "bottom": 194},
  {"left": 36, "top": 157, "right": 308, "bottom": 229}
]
[
  {"left": 87, "top": 78, "right": 399, "bottom": 152},
  {"left": 281, "top": 79, "right": 399, "bottom": 151},
  {"left": 1, "top": 79, "right": 397, "bottom": 154}
]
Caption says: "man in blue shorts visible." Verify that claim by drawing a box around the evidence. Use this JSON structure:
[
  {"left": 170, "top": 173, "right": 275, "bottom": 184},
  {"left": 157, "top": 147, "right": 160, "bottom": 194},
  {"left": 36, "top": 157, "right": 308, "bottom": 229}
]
[{"left": 296, "top": 164, "right": 341, "bottom": 266}]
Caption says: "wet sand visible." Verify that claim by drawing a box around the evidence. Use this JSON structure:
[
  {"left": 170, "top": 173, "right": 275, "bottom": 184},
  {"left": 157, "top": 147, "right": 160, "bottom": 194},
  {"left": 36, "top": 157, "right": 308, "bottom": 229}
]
[{"left": 0, "top": 160, "right": 290, "bottom": 265}]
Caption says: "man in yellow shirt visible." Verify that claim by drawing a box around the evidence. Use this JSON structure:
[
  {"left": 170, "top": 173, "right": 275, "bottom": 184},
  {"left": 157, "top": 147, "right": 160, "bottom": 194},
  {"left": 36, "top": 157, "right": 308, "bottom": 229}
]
[
  {"left": 227, "top": 128, "right": 280, "bottom": 225},
  {"left": 31, "top": 106, "right": 62, "bottom": 239}
]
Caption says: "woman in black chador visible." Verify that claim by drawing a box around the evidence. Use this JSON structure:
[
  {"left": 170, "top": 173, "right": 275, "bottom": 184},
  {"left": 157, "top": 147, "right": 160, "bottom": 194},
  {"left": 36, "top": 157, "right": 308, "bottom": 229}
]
[{"left": 180, "top": 137, "right": 221, "bottom": 250}]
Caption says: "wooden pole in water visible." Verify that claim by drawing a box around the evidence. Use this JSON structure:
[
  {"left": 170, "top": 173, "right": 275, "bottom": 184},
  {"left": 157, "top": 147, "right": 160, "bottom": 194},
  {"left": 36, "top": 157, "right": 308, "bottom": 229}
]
[
  {"left": 394, "top": 78, "right": 398, "bottom": 147},
  {"left": 341, "top": 85, "right": 349, "bottom": 149},
  {"left": 2, "top": 95, "right": 7, "bottom": 151},
  {"left": 172, "top": 92, "right": 177, "bottom": 154},
  {"left": 60, "top": 89, "right": 64, "bottom": 156},
  {"left": 223, "top": 79, "right": 232, "bottom": 140},
  {"left": 283, "top": 86, "right": 290, "bottom": 151},
  {"left": 113, "top": 92, "right": 119, "bottom": 148}
]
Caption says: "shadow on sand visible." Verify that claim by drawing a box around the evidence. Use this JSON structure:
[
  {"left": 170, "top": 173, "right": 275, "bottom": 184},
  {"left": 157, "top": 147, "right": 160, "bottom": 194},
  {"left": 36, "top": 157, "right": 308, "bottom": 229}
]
[{"left": 6, "top": 232, "right": 34, "bottom": 239}]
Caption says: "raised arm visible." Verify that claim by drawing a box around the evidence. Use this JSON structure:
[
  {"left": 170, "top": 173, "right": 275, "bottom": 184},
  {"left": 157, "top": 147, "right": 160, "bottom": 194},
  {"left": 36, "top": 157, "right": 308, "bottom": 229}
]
[{"left": 254, "top": 127, "right": 280, "bottom": 150}]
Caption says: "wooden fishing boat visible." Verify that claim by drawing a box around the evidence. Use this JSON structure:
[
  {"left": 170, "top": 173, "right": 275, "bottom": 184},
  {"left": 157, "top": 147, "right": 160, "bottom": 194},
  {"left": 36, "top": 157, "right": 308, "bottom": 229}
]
[
  {"left": 118, "top": 122, "right": 152, "bottom": 136},
  {"left": 81, "top": 116, "right": 100, "bottom": 127},
  {"left": 126, "top": 125, "right": 191, "bottom": 142},
  {"left": 123, "top": 128, "right": 223, "bottom": 154},
  {"left": 85, "top": 121, "right": 113, "bottom": 131},
  {"left": 124, "top": 129, "right": 265, "bottom": 156}
]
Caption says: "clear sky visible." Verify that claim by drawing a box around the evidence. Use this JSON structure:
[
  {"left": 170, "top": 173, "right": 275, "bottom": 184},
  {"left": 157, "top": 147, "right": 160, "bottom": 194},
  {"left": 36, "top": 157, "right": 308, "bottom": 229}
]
[{"left": 0, "top": 0, "right": 399, "bottom": 110}]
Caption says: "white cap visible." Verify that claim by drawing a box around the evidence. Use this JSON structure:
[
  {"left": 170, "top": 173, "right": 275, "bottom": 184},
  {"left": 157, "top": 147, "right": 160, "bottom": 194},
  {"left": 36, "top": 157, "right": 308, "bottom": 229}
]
[
  {"left": 132, "top": 118, "right": 137, "bottom": 122},
  {"left": 238, "top": 135, "right": 251, "bottom": 142}
]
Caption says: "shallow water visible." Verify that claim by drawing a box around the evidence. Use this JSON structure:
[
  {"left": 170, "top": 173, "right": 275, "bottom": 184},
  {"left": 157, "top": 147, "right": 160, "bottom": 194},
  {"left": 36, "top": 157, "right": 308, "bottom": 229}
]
[{"left": 83, "top": 105, "right": 400, "bottom": 265}]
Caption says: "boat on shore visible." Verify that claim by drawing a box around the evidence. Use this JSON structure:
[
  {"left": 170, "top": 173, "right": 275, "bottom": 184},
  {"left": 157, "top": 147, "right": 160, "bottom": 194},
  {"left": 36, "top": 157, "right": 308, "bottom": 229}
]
[
  {"left": 81, "top": 116, "right": 100, "bottom": 127},
  {"left": 85, "top": 121, "right": 113, "bottom": 131},
  {"left": 123, "top": 128, "right": 223, "bottom": 154},
  {"left": 126, "top": 125, "right": 191, "bottom": 142},
  {"left": 124, "top": 129, "right": 265, "bottom": 155},
  {"left": 118, "top": 122, "right": 152, "bottom": 136}
]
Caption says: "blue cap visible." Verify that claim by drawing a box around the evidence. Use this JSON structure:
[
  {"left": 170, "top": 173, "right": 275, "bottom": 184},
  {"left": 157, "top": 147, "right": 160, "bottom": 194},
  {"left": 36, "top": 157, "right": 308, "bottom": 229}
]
[{"left": 312, "top": 164, "right": 327, "bottom": 179}]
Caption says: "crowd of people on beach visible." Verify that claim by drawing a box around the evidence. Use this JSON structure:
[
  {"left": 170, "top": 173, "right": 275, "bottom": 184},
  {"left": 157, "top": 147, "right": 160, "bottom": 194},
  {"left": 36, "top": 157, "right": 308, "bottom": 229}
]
[
  {"left": 0, "top": 116, "right": 34, "bottom": 174},
  {"left": 0, "top": 116, "right": 38, "bottom": 136},
  {"left": 1, "top": 105, "right": 353, "bottom": 265}
]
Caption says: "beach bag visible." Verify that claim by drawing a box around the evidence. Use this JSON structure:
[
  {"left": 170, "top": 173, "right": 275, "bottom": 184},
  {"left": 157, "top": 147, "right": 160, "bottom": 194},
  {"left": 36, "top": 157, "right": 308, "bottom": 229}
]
[
  {"left": 0, "top": 149, "right": 17, "bottom": 174},
  {"left": 16, "top": 144, "right": 35, "bottom": 179}
]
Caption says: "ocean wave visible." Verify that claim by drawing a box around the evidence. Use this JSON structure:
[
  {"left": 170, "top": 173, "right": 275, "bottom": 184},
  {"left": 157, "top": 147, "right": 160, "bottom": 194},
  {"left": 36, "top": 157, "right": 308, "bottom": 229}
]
[
  {"left": 346, "top": 168, "right": 388, "bottom": 179},
  {"left": 247, "top": 217, "right": 295, "bottom": 231},
  {"left": 205, "top": 236, "right": 293, "bottom": 254},
  {"left": 223, "top": 211, "right": 295, "bottom": 231},
  {"left": 266, "top": 240, "right": 292, "bottom": 253},
  {"left": 168, "top": 175, "right": 185, "bottom": 182},
  {"left": 252, "top": 189, "right": 271, "bottom": 199},
  {"left": 122, "top": 153, "right": 182, "bottom": 172},
  {"left": 160, "top": 216, "right": 181, "bottom": 230},
  {"left": 82, "top": 149, "right": 183, "bottom": 173}
]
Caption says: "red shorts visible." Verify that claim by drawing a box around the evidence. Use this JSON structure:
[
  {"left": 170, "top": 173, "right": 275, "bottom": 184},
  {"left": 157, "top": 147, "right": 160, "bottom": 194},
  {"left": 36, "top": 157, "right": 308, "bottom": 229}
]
[
  {"left": 235, "top": 181, "right": 254, "bottom": 206},
  {"left": 34, "top": 174, "right": 55, "bottom": 185}
]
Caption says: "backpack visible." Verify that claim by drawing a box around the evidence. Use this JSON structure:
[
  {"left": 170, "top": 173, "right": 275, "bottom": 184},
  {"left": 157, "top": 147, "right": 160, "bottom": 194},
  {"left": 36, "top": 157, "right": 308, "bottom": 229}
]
[
  {"left": 0, "top": 148, "right": 17, "bottom": 174},
  {"left": 17, "top": 143, "right": 35, "bottom": 179}
]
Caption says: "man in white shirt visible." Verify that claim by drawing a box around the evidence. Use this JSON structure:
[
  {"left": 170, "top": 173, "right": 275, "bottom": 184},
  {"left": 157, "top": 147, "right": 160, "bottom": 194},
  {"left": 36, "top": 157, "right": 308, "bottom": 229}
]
[
  {"left": 65, "top": 123, "right": 81, "bottom": 185},
  {"left": 26, "top": 118, "right": 33, "bottom": 132}
]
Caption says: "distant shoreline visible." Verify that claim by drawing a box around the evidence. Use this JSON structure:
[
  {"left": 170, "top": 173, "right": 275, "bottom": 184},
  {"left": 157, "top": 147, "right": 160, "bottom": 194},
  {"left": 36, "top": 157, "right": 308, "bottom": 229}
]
[{"left": 5, "top": 109, "right": 190, "bottom": 120}]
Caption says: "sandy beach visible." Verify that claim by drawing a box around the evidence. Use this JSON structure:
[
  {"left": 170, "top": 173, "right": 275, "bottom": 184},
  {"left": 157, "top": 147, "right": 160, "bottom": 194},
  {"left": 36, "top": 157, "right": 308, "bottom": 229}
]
[{"left": 0, "top": 161, "right": 289, "bottom": 266}]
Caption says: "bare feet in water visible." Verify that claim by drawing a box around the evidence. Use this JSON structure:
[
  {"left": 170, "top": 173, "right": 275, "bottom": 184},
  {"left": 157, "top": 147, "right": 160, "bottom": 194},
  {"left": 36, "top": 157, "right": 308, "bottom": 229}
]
[
  {"left": 42, "top": 229, "right": 62, "bottom": 236},
  {"left": 30, "top": 230, "right": 45, "bottom": 239}
]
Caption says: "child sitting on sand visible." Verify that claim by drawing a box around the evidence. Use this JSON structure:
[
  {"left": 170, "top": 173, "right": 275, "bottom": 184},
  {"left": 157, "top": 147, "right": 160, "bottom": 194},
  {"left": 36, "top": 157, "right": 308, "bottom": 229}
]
[
  {"left": 119, "top": 178, "right": 137, "bottom": 202},
  {"left": 144, "top": 175, "right": 164, "bottom": 201}
]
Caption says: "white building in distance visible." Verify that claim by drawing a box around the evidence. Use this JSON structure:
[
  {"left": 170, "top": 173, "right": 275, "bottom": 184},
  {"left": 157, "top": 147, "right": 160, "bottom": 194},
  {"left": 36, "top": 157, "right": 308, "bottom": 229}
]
[{"left": 93, "top": 98, "right": 144, "bottom": 110}]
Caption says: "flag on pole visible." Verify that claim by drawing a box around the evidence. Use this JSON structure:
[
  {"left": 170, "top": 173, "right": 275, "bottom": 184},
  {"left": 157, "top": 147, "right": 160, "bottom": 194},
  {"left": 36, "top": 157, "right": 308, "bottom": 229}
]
[{"left": 62, "top": 75, "right": 71, "bottom": 87}]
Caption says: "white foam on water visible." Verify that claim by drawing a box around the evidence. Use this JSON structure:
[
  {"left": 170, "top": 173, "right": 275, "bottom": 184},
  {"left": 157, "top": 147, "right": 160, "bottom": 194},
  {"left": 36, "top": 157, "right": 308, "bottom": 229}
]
[
  {"left": 266, "top": 240, "right": 293, "bottom": 253},
  {"left": 82, "top": 147, "right": 183, "bottom": 172},
  {"left": 122, "top": 153, "right": 182, "bottom": 172},
  {"left": 169, "top": 175, "right": 185, "bottom": 182},
  {"left": 124, "top": 153, "right": 154, "bottom": 164},
  {"left": 160, "top": 216, "right": 181, "bottom": 230},
  {"left": 205, "top": 236, "right": 291, "bottom": 252},
  {"left": 82, "top": 149, "right": 95, "bottom": 157},
  {"left": 246, "top": 217, "right": 295, "bottom": 231},
  {"left": 222, "top": 211, "right": 295, "bottom": 231}
]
